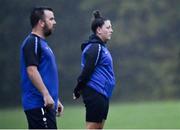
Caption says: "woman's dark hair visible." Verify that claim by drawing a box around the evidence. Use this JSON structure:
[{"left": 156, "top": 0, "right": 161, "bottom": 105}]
[
  {"left": 91, "top": 10, "right": 107, "bottom": 34},
  {"left": 30, "top": 7, "right": 53, "bottom": 28}
]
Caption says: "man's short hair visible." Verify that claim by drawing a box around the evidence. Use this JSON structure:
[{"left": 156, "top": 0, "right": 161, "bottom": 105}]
[{"left": 30, "top": 7, "right": 53, "bottom": 28}]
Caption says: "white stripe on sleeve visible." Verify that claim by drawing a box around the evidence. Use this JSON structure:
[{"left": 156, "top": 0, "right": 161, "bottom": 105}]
[
  {"left": 35, "top": 37, "right": 38, "bottom": 55},
  {"left": 95, "top": 44, "right": 101, "bottom": 66}
]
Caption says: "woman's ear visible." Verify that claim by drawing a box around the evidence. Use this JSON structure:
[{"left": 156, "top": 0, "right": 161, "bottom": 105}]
[{"left": 96, "top": 27, "right": 102, "bottom": 35}]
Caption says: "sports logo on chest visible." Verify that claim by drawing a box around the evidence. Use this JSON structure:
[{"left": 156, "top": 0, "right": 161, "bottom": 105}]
[{"left": 45, "top": 46, "right": 53, "bottom": 54}]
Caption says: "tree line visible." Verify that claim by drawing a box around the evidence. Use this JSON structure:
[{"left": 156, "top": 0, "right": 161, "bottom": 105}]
[{"left": 0, "top": 0, "right": 179, "bottom": 107}]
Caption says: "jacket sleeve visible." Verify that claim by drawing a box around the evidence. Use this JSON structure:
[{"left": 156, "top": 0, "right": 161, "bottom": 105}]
[{"left": 77, "top": 44, "right": 101, "bottom": 87}]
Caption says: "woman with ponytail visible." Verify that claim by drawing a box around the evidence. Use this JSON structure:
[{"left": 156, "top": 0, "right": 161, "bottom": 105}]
[{"left": 73, "top": 10, "right": 115, "bottom": 129}]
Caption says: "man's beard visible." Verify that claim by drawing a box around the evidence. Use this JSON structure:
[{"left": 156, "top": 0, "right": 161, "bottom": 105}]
[{"left": 43, "top": 23, "right": 52, "bottom": 37}]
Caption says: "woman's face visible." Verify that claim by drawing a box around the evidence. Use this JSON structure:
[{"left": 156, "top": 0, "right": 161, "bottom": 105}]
[{"left": 97, "top": 20, "right": 113, "bottom": 42}]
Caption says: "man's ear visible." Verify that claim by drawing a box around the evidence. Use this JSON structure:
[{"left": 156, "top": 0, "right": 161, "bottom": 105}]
[{"left": 39, "top": 19, "right": 45, "bottom": 27}]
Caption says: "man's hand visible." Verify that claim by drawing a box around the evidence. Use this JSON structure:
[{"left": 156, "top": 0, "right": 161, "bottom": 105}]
[
  {"left": 43, "top": 94, "right": 55, "bottom": 109},
  {"left": 56, "top": 100, "right": 64, "bottom": 117}
]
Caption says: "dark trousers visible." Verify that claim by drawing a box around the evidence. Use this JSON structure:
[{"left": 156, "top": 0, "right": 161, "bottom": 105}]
[{"left": 25, "top": 107, "right": 57, "bottom": 129}]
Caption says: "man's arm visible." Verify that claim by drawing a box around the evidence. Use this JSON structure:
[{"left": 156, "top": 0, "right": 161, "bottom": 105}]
[{"left": 27, "top": 66, "right": 55, "bottom": 109}]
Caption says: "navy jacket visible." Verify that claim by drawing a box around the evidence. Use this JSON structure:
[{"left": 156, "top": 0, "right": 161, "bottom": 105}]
[{"left": 77, "top": 34, "right": 115, "bottom": 98}]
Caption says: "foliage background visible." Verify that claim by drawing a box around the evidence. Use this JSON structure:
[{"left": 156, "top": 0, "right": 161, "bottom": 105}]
[{"left": 0, "top": 0, "right": 179, "bottom": 107}]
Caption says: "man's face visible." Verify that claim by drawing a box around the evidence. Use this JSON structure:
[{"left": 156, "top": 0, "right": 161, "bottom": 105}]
[
  {"left": 42, "top": 10, "right": 56, "bottom": 37},
  {"left": 98, "top": 20, "right": 113, "bottom": 42}
]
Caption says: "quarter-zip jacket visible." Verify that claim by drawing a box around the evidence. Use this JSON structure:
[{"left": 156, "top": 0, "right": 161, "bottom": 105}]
[{"left": 77, "top": 34, "right": 115, "bottom": 98}]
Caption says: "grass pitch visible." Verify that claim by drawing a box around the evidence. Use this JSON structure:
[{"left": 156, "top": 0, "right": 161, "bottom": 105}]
[{"left": 0, "top": 101, "right": 179, "bottom": 129}]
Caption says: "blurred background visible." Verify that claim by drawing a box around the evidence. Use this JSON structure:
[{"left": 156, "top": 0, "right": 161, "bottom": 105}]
[{"left": 0, "top": 0, "right": 180, "bottom": 129}]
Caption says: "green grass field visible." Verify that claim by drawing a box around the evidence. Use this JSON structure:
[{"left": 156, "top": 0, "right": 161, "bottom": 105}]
[{"left": 0, "top": 101, "right": 180, "bottom": 129}]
